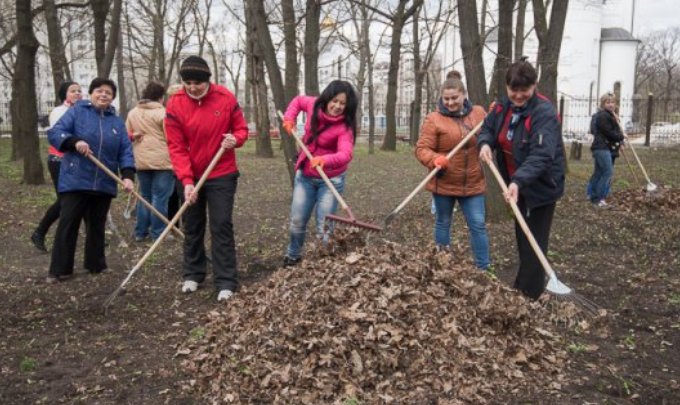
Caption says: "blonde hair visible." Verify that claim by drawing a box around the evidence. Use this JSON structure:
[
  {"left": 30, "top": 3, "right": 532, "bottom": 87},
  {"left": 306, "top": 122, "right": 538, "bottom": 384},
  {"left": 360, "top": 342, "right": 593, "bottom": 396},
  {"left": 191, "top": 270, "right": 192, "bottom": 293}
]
[
  {"left": 441, "top": 78, "right": 466, "bottom": 95},
  {"left": 167, "top": 84, "right": 182, "bottom": 96},
  {"left": 600, "top": 92, "right": 617, "bottom": 109}
]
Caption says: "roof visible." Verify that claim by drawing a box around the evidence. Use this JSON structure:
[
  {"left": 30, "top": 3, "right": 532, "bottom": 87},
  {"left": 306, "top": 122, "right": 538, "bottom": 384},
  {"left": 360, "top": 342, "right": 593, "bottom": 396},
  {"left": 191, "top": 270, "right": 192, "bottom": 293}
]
[{"left": 601, "top": 27, "right": 639, "bottom": 42}]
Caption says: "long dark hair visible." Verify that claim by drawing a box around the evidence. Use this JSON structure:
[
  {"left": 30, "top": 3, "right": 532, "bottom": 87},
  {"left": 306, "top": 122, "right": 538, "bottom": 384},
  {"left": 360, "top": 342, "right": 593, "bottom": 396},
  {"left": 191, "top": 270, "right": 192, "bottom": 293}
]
[{"left": 307, "top": 80, "right": 358, "bottom": 145}]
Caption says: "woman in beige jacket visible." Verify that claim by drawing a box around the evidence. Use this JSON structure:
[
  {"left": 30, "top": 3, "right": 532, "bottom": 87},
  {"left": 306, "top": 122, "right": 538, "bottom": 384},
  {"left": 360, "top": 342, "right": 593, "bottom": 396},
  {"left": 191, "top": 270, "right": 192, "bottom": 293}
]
[
  {"left": 415, "top": 79, "right": 490, "bottom": 270},
  {"left": 126, "top": 81, "right": 174, "bottom": 241}
]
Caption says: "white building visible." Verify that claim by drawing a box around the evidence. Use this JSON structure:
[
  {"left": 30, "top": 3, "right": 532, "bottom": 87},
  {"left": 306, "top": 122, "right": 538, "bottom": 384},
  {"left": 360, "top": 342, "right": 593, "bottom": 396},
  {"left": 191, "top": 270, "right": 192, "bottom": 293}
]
[{"left": 441, "top": 0, "right": 639, "bottom": 134}]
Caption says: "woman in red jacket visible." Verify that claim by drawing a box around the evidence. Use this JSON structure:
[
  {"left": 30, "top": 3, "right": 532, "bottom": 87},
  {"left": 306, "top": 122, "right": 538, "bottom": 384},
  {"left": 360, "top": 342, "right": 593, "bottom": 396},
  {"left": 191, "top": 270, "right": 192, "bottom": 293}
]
[
  {"left": 280, "top": 80, "right": 358, "bottom": 267},
  {"left": 165, "top": 56, "right": 248, "bottom": 302}
]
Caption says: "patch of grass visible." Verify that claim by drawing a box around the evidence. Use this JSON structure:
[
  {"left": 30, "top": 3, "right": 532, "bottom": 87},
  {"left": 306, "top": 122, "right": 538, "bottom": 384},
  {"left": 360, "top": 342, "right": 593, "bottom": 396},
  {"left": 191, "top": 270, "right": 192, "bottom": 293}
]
[
  {"left": 567, "top": 342, "right": 587, "bottom": 354},
  {"left": 20, "top": 357, "right": 36, "bottom": 372},
  {"left": 668, "top": 293, "right": 680, "bottom": 305},
  {"left": 622, "top": 331, "right": 636, "bottom": 350},
  {"left": 189, "top": 327, "right": 205, "bottom": 340},
  {"left": 343, "top": 397, "right": 362, "bottom": 405}
]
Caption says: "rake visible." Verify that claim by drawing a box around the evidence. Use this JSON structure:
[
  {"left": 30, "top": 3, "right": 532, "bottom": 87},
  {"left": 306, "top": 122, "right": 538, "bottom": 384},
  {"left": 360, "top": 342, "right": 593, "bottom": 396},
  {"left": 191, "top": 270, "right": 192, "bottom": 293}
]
[
  {"left": 485, "top": 159, "right": 598, "bottom": 314},
  {"left": 104, "top": 142, "right": 229, "bottom": 308},
  {"left": 383, "top": 120, "right": 484, "bottom": 228},
  {"left": 276, "top": 111, "right": 381, "bottom": 233},
  {"left": 614, "top": 114, "right": 657, "bottom": 192},
  {"left": 87, "top": 154, "right": 184, "bottom": 238}
]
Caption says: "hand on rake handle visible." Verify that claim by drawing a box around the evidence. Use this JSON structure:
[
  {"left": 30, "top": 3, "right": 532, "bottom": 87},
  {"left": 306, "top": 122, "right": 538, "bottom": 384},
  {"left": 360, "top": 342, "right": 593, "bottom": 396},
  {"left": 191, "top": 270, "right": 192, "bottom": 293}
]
[
  {"left": 479, "top": 144, "right": 493, "bottom": 165},
  {"left": 222, "top": 133, "right": 237, "bottom": 149},
  {"left": 310, "top": 156, "right": 325, "bottom": 169},
  {"left": 505, "top": 182, "right": 519, "bottom": 204},
  {"left": 433, "top": 155, "right": 449, "bottom": 170},
  {"left": 122, "top": 178, "right": 134, "bottom": 193},
  {"left": 282, "top": 120, "right": 296, "bottom": 135},
  {"left": 184, "top": 184, "right": 198, "bottom": 205},
  {"left": 75, "top": 140, "right": 91, "bottom": 156}
]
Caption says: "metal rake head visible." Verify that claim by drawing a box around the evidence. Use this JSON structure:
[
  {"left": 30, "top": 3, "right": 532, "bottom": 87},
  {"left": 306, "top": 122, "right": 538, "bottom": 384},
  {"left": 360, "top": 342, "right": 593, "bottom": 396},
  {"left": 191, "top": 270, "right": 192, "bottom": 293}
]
[{"left": 325, "top": 213, "right": 383, "bottom": 232}]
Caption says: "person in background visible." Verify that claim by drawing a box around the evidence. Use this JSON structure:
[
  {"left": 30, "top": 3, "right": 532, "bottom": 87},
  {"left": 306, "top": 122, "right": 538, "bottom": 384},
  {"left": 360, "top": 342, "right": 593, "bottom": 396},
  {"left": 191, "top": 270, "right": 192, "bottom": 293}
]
[
  {"left": 415, "top": 79, "right": 490, "bottom": 270},
  {"left": 165, "top": 83, "right": 183, "bottom": 221},
  {"left": 478, "top": 59, "right": 566, "bottom": 300},
  {"left": 280, "top": 80, "right": 358, "bottom": 267},
  {"left": 126, "top": 81, "right": 175, "bottom": 241},
  {"left": 586, "top": 92, "right": 625, "bottom": 208},
  {"left": 31, "top": 81, "right": 82, "bottom": 252},
  {"left": 165, "top": 56, "right": 248, "bottom": 302},
  {"left": 46, "top": 78, "right": 135, "bottom": 283}
]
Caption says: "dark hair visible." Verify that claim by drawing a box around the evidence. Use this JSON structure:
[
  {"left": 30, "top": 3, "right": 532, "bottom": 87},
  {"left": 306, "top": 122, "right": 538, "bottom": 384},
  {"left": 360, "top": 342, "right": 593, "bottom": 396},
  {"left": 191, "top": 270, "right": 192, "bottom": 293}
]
[
  {"left": 446, "top": 69, "right": 462, "bottom": 80},
  {"left": 57, "top": 81, "right": 78, "bottom": 103},
  {"left": 505, "top": 58, "right": 538, "bottom": 89},
  {"left": 141, "top": 81, "right": 166, "bottom": 101},
  {"left": 88, "top": 78, "right": 117, "bottom": 99},
  {"left": 308, "top": 80, "right": 358, "bottom": 144}
]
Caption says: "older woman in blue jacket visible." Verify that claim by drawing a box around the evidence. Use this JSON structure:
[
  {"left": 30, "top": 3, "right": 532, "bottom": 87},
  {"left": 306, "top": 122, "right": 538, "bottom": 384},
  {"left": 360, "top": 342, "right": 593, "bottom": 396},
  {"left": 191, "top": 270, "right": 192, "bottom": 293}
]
[{"left": 47, "top": 78, "right": 135, "bottom": 283}]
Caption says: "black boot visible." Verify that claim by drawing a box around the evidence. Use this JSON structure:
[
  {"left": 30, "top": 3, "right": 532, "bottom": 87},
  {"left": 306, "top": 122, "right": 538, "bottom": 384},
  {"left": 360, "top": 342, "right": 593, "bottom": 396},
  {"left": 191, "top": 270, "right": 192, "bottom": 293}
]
[
  {"left": 31, "top": 231, "right": 48, "bottom": 253},
  {"left": 282, "top": 256, "right": 301, "bottom": 267}
]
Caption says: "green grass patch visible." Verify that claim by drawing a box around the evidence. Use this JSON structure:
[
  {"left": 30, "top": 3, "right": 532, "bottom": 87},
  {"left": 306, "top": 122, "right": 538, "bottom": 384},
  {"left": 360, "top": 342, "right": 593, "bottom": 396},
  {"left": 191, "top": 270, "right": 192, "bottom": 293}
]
[{"left": 20, "top": 357, "right": 37, "bottom": 372}]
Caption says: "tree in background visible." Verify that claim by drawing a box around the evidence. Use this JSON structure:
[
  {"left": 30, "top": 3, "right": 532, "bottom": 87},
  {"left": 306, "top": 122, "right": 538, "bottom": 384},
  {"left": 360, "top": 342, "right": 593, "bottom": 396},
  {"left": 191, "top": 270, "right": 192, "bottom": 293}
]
[
  {"left": 532, "top": 0, "right": 569, "bottom": 105},
  {"left": 12, "top": 0, "right": 43, "bottom": 184}
]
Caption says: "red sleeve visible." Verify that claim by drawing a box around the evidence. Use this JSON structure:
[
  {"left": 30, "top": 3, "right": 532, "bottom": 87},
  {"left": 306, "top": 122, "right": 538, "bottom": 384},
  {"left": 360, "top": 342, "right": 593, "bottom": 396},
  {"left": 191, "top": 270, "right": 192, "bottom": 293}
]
[
  {"left": 230, "top": 100, "right": 249, "bottom": 148},
  {"left": 164, "top": 97, "right": 194, "bottom": 186}
]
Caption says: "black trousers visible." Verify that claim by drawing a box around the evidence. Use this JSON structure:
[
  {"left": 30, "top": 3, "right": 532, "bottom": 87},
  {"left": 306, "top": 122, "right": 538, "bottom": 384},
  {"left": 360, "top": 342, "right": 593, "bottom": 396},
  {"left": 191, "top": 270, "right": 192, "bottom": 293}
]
[
  {"left": 513, "top": 199, "right": 556, "bottom": 300},
  {"left": 49, "top": 192, "right": 112, "bottom": 277},
  {"left": 182, "top": 173, "right": 239, "bottom": 292},
  {"left": 35, "top": 157, "right": 62, "bottom": 236}
]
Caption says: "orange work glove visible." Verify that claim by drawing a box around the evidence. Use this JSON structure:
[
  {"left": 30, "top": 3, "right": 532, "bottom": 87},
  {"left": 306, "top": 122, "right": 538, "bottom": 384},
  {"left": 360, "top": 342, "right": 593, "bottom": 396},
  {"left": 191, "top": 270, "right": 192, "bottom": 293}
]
[
  {"left": 433, "top": 155, "right": 449, "bottom": 170},
  {"left": 310, "top": 156, "right": 325, "bottom": 169},
  {"left": 282, "top": 120, "right": 296, "bottom": 135}
]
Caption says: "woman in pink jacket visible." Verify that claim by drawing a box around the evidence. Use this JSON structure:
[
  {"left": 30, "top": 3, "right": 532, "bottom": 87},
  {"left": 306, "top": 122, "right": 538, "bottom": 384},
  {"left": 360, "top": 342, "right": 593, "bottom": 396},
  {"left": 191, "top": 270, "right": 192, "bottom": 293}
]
[{"left": 281, "top": 80, "right": 358, "bottom": 266}]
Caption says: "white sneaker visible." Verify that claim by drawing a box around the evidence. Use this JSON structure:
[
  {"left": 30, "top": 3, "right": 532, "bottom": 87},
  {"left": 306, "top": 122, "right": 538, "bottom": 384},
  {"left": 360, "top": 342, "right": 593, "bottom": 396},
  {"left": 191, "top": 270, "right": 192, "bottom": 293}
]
[
  {"left": 181, "top": 280, "right": 198, "bottom": 293},
  {"left": 217, "top": 289, "right": 233, "bottom": 302}
]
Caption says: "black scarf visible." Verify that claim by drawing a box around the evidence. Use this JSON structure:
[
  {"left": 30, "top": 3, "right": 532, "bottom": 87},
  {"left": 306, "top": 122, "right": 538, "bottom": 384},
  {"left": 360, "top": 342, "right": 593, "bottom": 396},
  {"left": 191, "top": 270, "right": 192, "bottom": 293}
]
[{"left": 438, "top": 98, "right": 472, "bottom": 118}]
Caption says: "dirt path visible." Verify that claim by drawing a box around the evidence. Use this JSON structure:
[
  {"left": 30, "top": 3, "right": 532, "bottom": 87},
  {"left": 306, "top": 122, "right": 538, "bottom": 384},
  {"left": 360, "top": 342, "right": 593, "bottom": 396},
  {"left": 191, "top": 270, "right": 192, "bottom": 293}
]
[{"left": 1, "top": 143, "right": 678, "bottom": 403}]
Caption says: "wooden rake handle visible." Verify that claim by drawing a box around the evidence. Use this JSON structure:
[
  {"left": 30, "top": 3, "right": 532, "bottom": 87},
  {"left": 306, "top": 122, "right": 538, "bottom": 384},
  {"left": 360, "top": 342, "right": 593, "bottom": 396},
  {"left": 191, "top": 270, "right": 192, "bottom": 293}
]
[
  {"left": 613, "top": 114, "right": 654, "bottom": 185},
  {"left": 276, "top": 111, "right": 351, "bottom": 216},
  {"left": 387, "top": 120, "right": 484, "bottom": 220},
  {"left": 113, "top": 144, "right": 229, "bottom": 293},
  {"left": 484, "top": 159, "right": 558, "bottom": 282},
  {"left": 87, "top": 154, "right": 184, "bottom": 238}
]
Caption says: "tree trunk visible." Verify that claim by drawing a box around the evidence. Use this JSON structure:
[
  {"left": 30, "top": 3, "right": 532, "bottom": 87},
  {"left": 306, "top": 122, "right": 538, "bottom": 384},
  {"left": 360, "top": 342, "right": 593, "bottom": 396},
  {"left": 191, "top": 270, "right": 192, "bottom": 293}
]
[
  {"left": 410, "top": 4, "right": 423, "bottom": 145},
  {"left": 91, "top": 0, "right": 122, "bottom": 77},
  {"left": 457, "top": 0, "right": 488, "bottom": 108},
  {"left": 533, "top": 0, "right": 569, "bottom": 105},
  {"left": 304, "top": 0, "right": 321, "bottom": 95},
  {"left": 116, "top": 26, "right": 128, "bottom": 119},
  {"left": 124, "top": 1, "right": 140, "bottom": 99},
  {"left": 44, "top": 0, "right": 71, "bottom": 105},
  {"left": 249, "top": 0, "right": 297, "bottom": 184},
  {"left": 382, "top": 0, "right": 423, "bottom": 151},
  {"left": 488, "top": 0, "right": 513, "bottom": 102},
  {"left": 514, "top": 0, "right": 527, "bottom": 60},
  {"left": 13, "top": 0, "right": 44, "bottom": 184},
  {"left": 281, "top": 0, "right": 298, "bottom": 100}
]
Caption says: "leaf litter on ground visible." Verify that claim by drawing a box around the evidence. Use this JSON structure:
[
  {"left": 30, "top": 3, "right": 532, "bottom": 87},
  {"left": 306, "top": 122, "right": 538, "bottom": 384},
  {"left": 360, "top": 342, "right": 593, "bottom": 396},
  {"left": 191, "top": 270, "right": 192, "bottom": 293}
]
[{"left": 182, "top": 229, "right": 590, "bottom": 403}]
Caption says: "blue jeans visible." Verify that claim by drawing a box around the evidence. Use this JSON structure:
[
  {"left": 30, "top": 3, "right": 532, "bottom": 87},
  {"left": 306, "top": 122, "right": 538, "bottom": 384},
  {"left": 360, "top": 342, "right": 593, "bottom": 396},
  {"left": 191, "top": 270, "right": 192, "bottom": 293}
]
[
  {"left": 433, "top": 193, "right": 490, "bottom": 270},
  {"left": 134, "top": 170, "right": 175, "bottom": 240},
  {"left": 589, "top": 149, "right": 613, "bottom": 203},
  {"left": 286, "top": 170, "right": 345, "bottom": 259}
]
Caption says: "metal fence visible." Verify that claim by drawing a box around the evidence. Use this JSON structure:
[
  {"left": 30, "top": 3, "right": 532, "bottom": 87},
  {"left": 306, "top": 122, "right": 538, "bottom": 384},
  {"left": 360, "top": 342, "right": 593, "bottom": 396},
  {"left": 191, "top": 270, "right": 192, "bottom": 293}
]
[{"left": 3, "top": 95, "right": 680, "bottom": 145}]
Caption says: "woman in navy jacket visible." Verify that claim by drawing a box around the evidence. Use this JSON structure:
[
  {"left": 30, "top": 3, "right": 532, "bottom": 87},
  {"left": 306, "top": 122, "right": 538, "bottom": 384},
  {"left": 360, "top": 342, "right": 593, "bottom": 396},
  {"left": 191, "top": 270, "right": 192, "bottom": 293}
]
[
  {"left": 47, "top": 78, "right": 135, "bottom": 283},
  {"left": 478, "top": 60, "right": 566, "bottom": 300}
]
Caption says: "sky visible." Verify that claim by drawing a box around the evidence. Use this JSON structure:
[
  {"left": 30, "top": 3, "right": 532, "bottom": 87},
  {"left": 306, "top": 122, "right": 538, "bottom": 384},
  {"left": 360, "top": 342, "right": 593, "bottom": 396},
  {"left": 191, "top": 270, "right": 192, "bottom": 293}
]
[{"left": 634, "top": 0, "right": 679, "bottom": 35}]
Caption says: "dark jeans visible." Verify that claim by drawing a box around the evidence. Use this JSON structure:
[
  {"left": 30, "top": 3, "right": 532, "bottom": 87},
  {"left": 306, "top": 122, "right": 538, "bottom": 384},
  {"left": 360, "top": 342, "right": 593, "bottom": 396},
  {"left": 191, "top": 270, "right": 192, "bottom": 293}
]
[
  {"left": 182, "top": 173, "right": 239, "bottom": 292},
  {"left": 49, "top": 192, "right": 112, "bottom": 277},
  {"left": 35, "top": 157, "right": 62, "bottom": 236},
  {"left": 513, "top": 198, "right": 556, "bottom": 300}
]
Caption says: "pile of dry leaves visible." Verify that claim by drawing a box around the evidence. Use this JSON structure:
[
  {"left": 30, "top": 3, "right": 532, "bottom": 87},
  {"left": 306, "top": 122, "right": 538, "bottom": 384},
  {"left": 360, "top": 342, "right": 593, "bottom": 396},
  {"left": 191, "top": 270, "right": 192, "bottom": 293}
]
[
  {"left": 612, "top": 186, "right": 679, "bottom": 212},
  {"left": 182, "top": 234, "right": 572, "bottom": 403}
]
